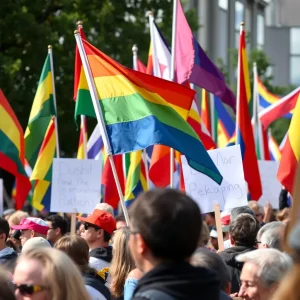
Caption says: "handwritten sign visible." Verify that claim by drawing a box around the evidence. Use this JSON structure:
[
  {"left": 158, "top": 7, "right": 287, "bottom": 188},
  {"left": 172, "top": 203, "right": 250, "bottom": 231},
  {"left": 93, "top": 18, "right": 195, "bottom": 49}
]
[
  {"left": 258, "top": 160, "right": 281, "bottom": 209},
  {"left": 0, "top": 179, "right": 3, "bottom": 216},
  {"left": 181, "top": 145, "right": 248, "bottom": 213},
  {"left": 51, "top": 158, "right": 102, "bottom": 214}
]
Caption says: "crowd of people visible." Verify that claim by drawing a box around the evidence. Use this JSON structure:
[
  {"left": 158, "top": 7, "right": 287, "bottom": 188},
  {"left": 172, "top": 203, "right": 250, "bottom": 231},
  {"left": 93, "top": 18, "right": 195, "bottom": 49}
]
[{"left": 0, "top": 188, "right": 298, "bottom": 300}]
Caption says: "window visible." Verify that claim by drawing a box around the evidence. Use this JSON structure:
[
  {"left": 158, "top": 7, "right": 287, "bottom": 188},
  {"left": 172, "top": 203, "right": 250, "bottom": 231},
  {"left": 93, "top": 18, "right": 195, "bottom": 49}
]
[
  {"left": 290, "top": 28, "right": 300, "bottom": 85},
  {"left": 257, "top": 14, "right": 265, "bottom": 50},
  {"left": 219, "top": 0, "right": 228, "bottom": 10},
  {"left": 235, "top": 1, "right": 244, "bottom": 48}
]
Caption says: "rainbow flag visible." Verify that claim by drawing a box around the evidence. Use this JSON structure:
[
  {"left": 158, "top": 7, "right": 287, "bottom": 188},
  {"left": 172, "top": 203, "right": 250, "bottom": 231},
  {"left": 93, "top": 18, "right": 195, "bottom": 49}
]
[
  {"left": 30, "top": 117, "right": 56, "bottom": 211},
  {"left": 257, "top": 77, "right": 281, "bottom": 110},
  {"left": 268, "top": 131, "right": 281, "bottom": 161},
  {"left": 214, "top": 96, "right": 235, "bottom": 148},
  {"left": 278, "top": 94, "right": 300, "bottom": 194},
  {"left": 0, "top": 89, "right": 31, "bottom": 209},
  {"left": 201, "top": 89, "right": 212, "bottom": 135},
  {"left": 75, "top": 38, "right": 222, "bottom": 184},
  {"left": 25, "top": 53, "right": 56, "bottom": 168},
  {"left": 235, "top": 28, "right": 262, "bottom": 200},
  {"left": 259, "top": 86, "right": 300, "bottom": 129},
  {"left": 77, "top": 116, "right": 88, "bottom": 159}
]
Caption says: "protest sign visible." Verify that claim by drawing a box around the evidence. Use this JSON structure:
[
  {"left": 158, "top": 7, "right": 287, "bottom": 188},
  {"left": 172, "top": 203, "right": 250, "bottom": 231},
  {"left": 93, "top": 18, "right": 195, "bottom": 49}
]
[
  {"left": 51, "top": 158, "right": 102, "bottom": 214},
  {"left": 258, "top": 160, "right": 281, "bottom": 209},
  {"left": 181, "top": 145, "right": 248, "bottom": 213}
]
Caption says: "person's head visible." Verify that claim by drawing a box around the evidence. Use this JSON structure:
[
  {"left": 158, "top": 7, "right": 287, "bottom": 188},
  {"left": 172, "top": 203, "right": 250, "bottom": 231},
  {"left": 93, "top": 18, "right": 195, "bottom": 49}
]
[
  {"left": 115, "top": 214, "right": 127, "bottom": 230},
  {"left": 13, "top": 248, "right": 90, "bottom": 300},
  {"left": 110, "top": 227, "right": 135, "bottom": 298},
  {"left": 129, "top": 189, "right": 202, "bottom": 272},
  {"left": 0, "top": 218, "right": 10, "bottom": 247},
  {"left": 94, "top": 203, "right": 114, "bottom": 217},
  {"left": 256, "top": 222, "right": 285, "bottom": 250},
  {"left": 0, "top": 267, "right": 15, "bottom": 300},
  {"left": 8, "top": 211, "right": 29, "bottom": 240},
  {"left": 209, "top": 228, "right": 219, "bottom": 250},
  {"left": 3, "top": 209, "right": 16, "bottom": 221},
  {"left": 46, "top": 215, "right": 68, "bottom": 245},
  {"left": 55, "top": 235, "right": 92, "bottom": 273},
  {"left": 229, "top": 213, "right": 260, "bottom": 248},
  {"left": 231, "top": 206, "right": 255, "bottom": 222},
  {"left": 237, "top": 248, "right": 292, "bottom": 300},
  {"left": 21, "top": 238, "right": 51, "bottom": 254},
  {"left": 77, "top": 210, "right": 116, "bottom": 249},
  {"left": 191, "top": 248, "right": 231, "bottom": 293},
  {"left": 11, "top": 218, "right": 49, "bottom": 246},
  {"left": 198, "top": 222, "right": 210, "bottom": 247},
  {"left": 248, "top": 201, "right": 264, "bottom": 224},
  {"left": 205, "top": 212, "right": 215, "bottom": 227}
]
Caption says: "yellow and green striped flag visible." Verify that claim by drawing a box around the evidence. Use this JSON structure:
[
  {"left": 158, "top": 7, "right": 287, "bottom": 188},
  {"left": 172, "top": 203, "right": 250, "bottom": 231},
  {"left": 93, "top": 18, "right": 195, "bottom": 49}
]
[{"left": 25, "top": 53, "right": 56, "bottom": 168}]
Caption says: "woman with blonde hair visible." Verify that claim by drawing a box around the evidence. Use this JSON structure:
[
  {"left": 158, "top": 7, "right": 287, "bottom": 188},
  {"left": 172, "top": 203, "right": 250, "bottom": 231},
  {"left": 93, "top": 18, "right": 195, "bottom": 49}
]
[
  {"left": 110, "top": 227, "right": 137, "bottom": 300},
  {"left": 13, "top": 247, "right": 90, "bottom": 300},
  {"left": 55, "top": 235, "right": 111, "bottom": 300}
]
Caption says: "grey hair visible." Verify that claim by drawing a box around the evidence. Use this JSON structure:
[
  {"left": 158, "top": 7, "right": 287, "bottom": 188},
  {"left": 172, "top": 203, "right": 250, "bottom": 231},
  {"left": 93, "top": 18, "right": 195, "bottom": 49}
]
[
  {"left": 191, "top": 248, "right": 230, "bottom": 291},
  {"left": 258, "top": 222, "right": 285, "bottom": 250},
  {"left": 236, "top": 249, "right": 292, "bottom": 287},
  {"left": 231, "top": 206, "right": 255, "bottom": 221}
]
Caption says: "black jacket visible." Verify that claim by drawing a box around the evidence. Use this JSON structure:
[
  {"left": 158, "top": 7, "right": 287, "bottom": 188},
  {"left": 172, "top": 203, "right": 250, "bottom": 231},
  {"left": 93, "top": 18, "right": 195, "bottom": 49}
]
[
  {"left": 219, "top": 246, "right": 256, "bottom": 294},
  {"left": 132, "top": 262, "right": 220, "bottom": 300},
  {"left": 89, "top": 246, "right": 113, "bottom": 263},
  {"left": 84, "top": 271, "right": 111, "bottom": 300}
]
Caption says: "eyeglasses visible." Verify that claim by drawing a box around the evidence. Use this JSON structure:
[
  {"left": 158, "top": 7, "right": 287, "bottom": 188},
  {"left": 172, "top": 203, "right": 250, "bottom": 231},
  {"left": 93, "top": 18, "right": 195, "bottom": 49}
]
[
  {"left": 12, "top": 283, "right": 48, "bottom": 296},
  {"left": 84, "top": 223, "right": 101, "bottom": 231}
]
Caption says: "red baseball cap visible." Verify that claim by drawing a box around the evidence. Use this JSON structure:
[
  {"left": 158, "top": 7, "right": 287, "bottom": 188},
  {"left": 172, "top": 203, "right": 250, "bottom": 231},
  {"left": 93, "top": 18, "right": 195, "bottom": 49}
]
[
  {"left": 11, "top": 218, "right": 49, "bottom": 235},
  {"left": 77, "top": 210, "right": 116, "bottom": 234}
]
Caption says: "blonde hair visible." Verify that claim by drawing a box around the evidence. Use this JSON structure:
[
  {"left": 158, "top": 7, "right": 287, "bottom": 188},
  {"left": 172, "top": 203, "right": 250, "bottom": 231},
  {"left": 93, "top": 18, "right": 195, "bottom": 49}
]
[
  {"left": 95, "top": 203, "right": 114, "bottom": 216},
  {"left": 8, "top": 211, "right": 29, "bottom": 226},
  {"left": 110, "top": 227, "right": 135, "bottom": 298},
  {"left": 248, "top": 200, "right": 263, "bottom": 215},
  {"left": 18, "top": 248, "right": 90, "bottom": 300}
]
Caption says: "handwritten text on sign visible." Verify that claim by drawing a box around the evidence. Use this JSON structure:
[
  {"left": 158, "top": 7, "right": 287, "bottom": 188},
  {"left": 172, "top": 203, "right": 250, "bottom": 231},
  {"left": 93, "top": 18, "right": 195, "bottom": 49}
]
[
  {"left": 181, "top": 145, "right": 248, "bottom": 213},
  {"left": 51, "top": 158, "right": 102, "bottom": 214}
]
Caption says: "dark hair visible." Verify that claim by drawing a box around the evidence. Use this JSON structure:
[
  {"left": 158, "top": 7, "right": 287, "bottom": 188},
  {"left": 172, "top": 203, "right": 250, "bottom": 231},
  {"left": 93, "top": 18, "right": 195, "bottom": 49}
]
[
  {"left": 129, "top": 189, "right": 202, "bottom": 262},
  {"left": 231, "top": 206, "right": 255, "bottom": 221},
  {"left": 115, "top": 214, "right": 126, "bottom": 223},
  {"left": 46, "top": 215, "right": 68, "bottom": 235},
  {"left": 191, "top": 248, "right": 230, "bottom": 291},
  {"left": 229, "top": 213, "right": 260, "bottom": 247},
  {"left": 103, "top": 231, "right": 111, "bottom": 243},
  {"left": 0, "top": 218, "right": 10, "bottom": 241}
]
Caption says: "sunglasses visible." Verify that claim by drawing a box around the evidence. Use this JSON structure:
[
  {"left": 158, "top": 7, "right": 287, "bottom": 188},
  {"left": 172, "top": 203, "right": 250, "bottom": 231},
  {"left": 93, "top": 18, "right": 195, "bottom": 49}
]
[
  {"left": 84, "top": 223, "right": 101, "bottom": 231},
  {"left": 12, "top": 283, "right": 48, "bottom": 296}
]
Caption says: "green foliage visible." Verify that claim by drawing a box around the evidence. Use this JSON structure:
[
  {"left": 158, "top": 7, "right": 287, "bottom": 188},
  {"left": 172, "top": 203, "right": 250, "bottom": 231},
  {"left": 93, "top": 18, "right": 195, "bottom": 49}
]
[{"left": 0, "top": 0, "right": 197, "bottom": 156}]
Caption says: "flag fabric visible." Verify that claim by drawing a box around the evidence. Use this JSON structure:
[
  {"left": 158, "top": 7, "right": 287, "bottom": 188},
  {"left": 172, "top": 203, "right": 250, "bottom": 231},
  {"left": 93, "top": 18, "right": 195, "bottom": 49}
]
[
  {"left": 279, "top": 133, "right": 288, "bottom": 152},
  {"left": 235, "top": 29, "right": 262, "bottom": 200},
  {"left": 0, "top": 89, "right": 31, "bottom": 209},
  {"left": 268, "top": 132, "right": 281, "bottom": 161},
  {"left": 30, "top": 117, "right": 56, "bottom": 211},
  {"left": 214, "top": 96, "right": 235, "bottom": 147},
  {"left": 137, "top": 59, "right": 147, "bottom": 74},
  {"left": 277, "top": 95, "right": 300, "bottom": 194},
  {"left": 259, "top": 87, "right": 300, "bottom": 129},
  {"left": 175, "top": 0, "right": 236, "bottom": 111},
  {"left": 77, "top": 117, "right": 88, "bottom": 159},
  {"left": 76, "top": 38, "right": 222, "bottom": 183},
  {"left": 87, "top": 126, "right": 104, "bottom": 160},
  {"left": 25, "top": 54, "right": 56, "bottom": 168},
  {"left": 201, "top": 89, "right": 212, "bottom": 134}
]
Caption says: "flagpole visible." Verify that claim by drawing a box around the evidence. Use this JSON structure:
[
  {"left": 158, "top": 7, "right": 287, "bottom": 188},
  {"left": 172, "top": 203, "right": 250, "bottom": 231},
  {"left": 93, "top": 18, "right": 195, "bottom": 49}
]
[
  {"left": 77, "top": 21, "right": 88, "bottom": 160},
  {"left": 148, "top": 11, "right": 160, "bottom": 77},
  {"left": 235, "top": 22, "right": 244, "bottom": 146},
  {"left": 48, "top": 45, "right": 60, "bottom": 159},
  {"left": 74, "top": 31, "right": 130, "bottom": 226},
  {"left": 132, "top": 44, "right": 150, "bottom": 190},
  {"left": 210, "top": 93, "right": 216, "bottom": 143},
  {"left": 169, "top": 0, "right": 178, "bottom": 188}
]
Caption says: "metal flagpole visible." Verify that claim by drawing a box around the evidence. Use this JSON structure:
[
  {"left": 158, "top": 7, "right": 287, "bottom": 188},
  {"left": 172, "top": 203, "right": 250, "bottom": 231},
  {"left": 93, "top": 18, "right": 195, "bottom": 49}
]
[{"left": 74, "top": 31, "right": 130, "bottom": 226}]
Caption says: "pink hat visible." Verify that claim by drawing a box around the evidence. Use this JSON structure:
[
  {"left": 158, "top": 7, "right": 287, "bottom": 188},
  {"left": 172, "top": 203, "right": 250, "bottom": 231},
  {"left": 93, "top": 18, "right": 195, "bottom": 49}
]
[{"left": 11, "top": 218, "right": 49, "bottom": 235}]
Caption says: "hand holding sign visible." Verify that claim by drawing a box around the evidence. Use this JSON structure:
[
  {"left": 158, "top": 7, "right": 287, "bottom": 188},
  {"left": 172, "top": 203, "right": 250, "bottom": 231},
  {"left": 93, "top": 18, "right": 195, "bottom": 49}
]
[{"left": 181, "top": 145, "right": 248, "bottom": 213}]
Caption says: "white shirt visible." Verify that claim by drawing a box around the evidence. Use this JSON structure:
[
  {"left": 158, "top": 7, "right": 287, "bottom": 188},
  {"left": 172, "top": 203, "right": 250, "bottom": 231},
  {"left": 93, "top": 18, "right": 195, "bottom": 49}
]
[{"left": 85, "top": 285, "right": 106, "bottom": 300}]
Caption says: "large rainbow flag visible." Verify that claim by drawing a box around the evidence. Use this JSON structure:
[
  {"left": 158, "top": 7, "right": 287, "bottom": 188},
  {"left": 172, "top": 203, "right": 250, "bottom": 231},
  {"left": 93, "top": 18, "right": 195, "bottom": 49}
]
[
  {"left": 75, "top": 38, "right": 222, "bottom": 184},
  {"left": 0, "top": 89, "right": 31, "bottom": 209}
]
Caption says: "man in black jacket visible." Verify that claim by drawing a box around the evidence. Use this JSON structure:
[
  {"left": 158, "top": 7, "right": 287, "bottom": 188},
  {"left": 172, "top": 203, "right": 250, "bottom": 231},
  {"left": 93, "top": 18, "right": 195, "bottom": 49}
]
[
  {"left": 129, "top": 189, "right": 220, "bottom": 300},
  {"left": 0, "top": 218, "right": 18, "bottom": 272},
  {"left": 219, "top": 213, "right": 260, "bottom": 294}
]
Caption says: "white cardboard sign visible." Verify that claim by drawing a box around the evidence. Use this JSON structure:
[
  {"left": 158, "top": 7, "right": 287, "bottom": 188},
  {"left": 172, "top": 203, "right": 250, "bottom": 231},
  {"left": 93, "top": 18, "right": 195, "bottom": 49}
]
[
  {"left": 258, "top": 160, "right": 281, "bottom": 209},
  {"left": 51, "top": 158, "right": 102, "bottom": 214},
  {"left": 181, "top": 145, "right": 248, "bottom": 213}
]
